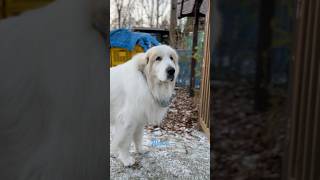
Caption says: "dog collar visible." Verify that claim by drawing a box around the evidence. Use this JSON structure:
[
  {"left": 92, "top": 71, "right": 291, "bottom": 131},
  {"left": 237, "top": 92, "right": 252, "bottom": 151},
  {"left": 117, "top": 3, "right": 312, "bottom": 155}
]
[
  {"left": 140, "top": 71, "right": 174, "bottom": 108},
  {"left": 158, "top": 96, "right": 174, "bottom": 107}
]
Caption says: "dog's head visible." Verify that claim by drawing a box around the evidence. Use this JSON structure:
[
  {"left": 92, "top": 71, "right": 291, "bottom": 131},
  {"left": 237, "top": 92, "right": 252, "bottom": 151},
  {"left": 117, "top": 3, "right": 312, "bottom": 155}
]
[{"left": 143, "top": 45, "right": 179, "bottom": 83}]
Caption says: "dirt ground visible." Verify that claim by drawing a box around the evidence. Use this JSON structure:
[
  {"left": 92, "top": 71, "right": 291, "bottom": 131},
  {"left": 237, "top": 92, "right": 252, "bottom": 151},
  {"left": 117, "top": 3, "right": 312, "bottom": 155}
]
[
  {"left": 110, "top": 87, "right": 210, "bottom": 180},
  {"left": 211, "top": 81, "right": 288, "bottom": 180}
]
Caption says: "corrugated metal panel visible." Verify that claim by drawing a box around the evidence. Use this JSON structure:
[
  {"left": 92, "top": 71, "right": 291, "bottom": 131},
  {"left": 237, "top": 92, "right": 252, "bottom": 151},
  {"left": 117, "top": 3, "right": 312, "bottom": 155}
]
[{"left": 287, "top": 0, "right": 320, "bottom": 179}]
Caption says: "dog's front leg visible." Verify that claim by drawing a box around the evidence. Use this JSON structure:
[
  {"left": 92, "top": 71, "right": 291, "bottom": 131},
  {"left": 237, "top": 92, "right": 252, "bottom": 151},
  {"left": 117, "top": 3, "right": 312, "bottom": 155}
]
[
  {"left": 112, "top": 119, "right": 136, "bottom": 166},
  {"left": 133, "top": 125, "right": 144, "bottom": 154}
]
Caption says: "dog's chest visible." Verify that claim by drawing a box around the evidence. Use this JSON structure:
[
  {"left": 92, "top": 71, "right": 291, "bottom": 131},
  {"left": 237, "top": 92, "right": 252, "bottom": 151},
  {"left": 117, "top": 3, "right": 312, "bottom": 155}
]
[
  {"left": 130, "top": 93, "right": 167, "bottom": 125},
  {"left": 142, "top": 102, "right": 168, "bottom": 125}
]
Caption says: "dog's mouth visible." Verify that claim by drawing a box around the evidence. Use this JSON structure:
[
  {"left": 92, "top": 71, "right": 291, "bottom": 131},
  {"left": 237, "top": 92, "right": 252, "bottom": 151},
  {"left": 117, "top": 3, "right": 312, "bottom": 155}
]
[
  {"left": 159, "top": 78, "right": 174, "bottom": 83},
  {"left": 160, "top": 75, "right": 175, "bottom": 83}
]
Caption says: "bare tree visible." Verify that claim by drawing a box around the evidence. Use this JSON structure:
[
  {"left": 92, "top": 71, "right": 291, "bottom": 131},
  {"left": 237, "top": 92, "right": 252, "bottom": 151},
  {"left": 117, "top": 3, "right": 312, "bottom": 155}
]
[
  {"left": 112, "top": 0, "right": 170, "bottom": 29},
  {"left": 140, "top": 0, "right": 169, "bottom": 28},
  {"left": 134, "top": 2, "right": 145, "bottom": 27},
  {"left": 160, "top": 16, "right": 170, "bottom": 29},
  {"left": 127, "top": 0, "right": 135, "bottom": 27},
  {"left": 114, "top": 0, "right": 136, "bottom": 28},
  {"left": 156, "top": 0, "right": 169, "bottom": 28},
  {"left": 156, "top": 0, "right": 160, "bottom": 27},
  {"left": 139, "top": 0, "right": 154, "bottom": 27},
  {"left": 121, "top": 0, "right": 135, "bottom": 28},
  {"left": 110, "top": 18, "right": 118, "bottom": 29},
  {"left": 114, "top": 0, "right": 124, "bottom": 28}
]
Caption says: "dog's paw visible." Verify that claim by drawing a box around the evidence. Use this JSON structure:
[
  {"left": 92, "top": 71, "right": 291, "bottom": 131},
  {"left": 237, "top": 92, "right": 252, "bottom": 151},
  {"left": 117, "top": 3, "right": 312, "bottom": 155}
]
[
  {"left": 135, "top": 149, "right": 148, "bottom": 155},
  {"left": 135, "top": 146, "right": 144, "bottom": 154},
  {"left": 140, "top": 150, "right": 150, "bottom": 156},
  {"left": 110, "top": 147, "right": 117, "bottom": 155},
  {"left": 121, "top": 156, "right": 135, "bottom": 167}
]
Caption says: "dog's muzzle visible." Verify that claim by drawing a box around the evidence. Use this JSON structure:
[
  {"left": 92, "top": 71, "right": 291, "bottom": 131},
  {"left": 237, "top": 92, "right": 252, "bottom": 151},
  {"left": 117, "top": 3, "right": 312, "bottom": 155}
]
[{"left": 166, "top": 67, "right": 175, "bottom": 81}]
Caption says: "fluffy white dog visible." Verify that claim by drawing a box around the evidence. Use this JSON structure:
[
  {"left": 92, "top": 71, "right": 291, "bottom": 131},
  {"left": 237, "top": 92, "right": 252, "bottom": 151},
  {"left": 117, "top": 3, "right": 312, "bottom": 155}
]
[{"left": 110, "top": 45, "right": 179, "bottom": 166}]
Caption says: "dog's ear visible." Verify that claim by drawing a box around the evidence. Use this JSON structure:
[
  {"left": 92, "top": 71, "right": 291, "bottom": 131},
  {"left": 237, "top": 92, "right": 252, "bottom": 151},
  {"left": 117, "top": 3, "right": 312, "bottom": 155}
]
[{"left": 135, "top": 53, "right": 148, "bottom": 72}]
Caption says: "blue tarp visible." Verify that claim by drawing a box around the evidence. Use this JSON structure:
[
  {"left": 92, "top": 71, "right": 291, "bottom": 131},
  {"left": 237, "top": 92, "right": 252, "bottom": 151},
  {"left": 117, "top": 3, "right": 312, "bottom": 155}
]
[{"left": 110, "top": 29, "right": 160, "bottom": 51}]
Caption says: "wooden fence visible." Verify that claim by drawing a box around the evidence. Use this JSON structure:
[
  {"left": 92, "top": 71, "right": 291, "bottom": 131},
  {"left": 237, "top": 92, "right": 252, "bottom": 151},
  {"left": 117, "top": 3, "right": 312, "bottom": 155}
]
[
  {"left": 198, "top": 1, "right": 211, "bottom": 139},
  {"left": 286, "top": 0, "right": 320, "bottom": 179}
]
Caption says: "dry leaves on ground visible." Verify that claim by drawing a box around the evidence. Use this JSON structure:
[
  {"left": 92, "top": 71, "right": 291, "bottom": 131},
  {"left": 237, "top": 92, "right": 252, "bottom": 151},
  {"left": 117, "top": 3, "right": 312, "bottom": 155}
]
[{"left": 146, "top": 87, "right": 200, "bottom": 134}]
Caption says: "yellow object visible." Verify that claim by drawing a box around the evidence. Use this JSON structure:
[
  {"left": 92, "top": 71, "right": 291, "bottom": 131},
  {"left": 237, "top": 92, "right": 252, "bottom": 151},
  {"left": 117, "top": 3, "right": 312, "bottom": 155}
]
[
  {"left": 3, "top": 0, "right": 54, "bottom": 17},
  {"left": 110, "top": 45, "right": 144, "bottom": 67}
]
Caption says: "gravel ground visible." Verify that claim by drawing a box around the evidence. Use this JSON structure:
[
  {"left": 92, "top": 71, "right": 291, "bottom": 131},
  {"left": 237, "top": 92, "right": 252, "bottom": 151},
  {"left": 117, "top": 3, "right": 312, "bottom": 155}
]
[
  {"left": 110, "top": 87, "right": 210, "bottom": 180},
  {"left": 110, "top": 129, "right": 210, "bottom": 179}
]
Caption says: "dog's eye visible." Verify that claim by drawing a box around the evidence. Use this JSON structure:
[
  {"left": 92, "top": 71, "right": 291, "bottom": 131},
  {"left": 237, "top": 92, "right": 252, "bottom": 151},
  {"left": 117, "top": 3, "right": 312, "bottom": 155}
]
[
  {"left": 170, "top": 56, "right": 174, "bottom": 61},
  {"left": 156, "top": 56, "right": 162, "bottom": 61}
]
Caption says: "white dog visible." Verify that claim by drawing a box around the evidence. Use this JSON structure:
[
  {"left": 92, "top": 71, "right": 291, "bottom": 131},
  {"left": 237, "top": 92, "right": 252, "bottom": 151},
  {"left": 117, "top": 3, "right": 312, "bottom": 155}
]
[{"left": 110, "top": 45, "right": 179, "bottom": 166}]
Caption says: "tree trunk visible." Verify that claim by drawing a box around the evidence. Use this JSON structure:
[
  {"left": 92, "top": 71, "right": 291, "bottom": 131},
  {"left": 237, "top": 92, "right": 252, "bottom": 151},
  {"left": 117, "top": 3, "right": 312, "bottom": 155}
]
[
  {"left": 170, "top": 0, "right": 178, "bottom": 47},
  {"left": 117, "top": 9, "right": 121, "bottom": 28},
  {"left": 156, "top": 0, "right": 159, "bottom": 28},
  {"left": 149, "top": 0, "right": 154, "bottom": 27}
]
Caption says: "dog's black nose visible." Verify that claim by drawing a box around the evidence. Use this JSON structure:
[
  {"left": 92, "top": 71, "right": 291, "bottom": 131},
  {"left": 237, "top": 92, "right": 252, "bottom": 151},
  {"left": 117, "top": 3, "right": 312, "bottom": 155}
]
[{"left": 167, "top": 67, "right": 175, "bottom": 76}]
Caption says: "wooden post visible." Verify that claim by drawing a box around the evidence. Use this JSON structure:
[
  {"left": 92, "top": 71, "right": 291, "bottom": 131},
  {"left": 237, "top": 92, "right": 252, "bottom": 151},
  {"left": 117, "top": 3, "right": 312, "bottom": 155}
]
[{"left": 189, "top": 0, "right": 202, "bottom": 97}]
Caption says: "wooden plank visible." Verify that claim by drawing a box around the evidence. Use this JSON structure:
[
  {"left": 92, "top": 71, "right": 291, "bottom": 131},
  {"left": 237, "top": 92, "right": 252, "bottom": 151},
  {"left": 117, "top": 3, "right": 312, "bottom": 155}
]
[
  {"left": 311, "top": 68, "right": 320, "bottom": 180},
  {"left": 205, "top": 43, "right": 210, "bottom": 128},
  {"left": 205, "top": 1, "right": 210, "bottom": 131},
  {"left": 198, "top": 0, "right": 210, "bottom": 138},
  {"left": 199, "top": 117, "right": 210, "bottom": 139},
  {"left": 206, "top": 14, "right": 211, "bottom": 129},
  {"left": 310, "top": 51, "right": 320, "bottom": 180},
  {"left": 309, "top": 1, "right": 320, "bottom": 178},
  {"left": 288, "top": 0, "right": 310, "bottom": 178},
  {"left": 288, "top": 0, "right": 320, "bottom": 179},
  {"left": 205, "top": 14, "right": 210, "bottom": 127},
  {"left": 295, "top": 0, "right": 315, "bottom": 178},
  {"left": 302, "top": 0, "right": 320, "bottom": 179},
  {"left": 300, "top": 0, "right": 317, "bottom": 178}
]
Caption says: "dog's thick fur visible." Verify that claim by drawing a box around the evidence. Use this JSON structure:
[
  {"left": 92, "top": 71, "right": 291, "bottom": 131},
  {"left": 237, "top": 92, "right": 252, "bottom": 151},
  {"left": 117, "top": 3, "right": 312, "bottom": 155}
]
[{"left": 110, "top": 45, "right": 179, "bottom": 166}]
